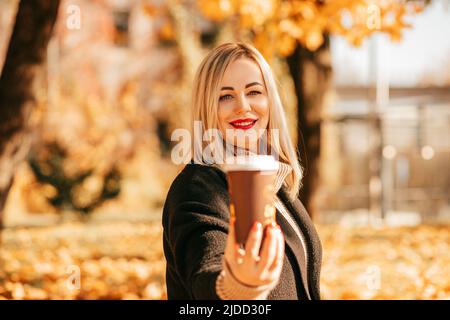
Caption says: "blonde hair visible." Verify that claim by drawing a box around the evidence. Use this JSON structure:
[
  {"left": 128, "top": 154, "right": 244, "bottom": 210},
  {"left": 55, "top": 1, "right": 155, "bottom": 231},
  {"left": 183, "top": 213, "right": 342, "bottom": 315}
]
[{"left": 191, "top": 42, "right": 302, "bottom": 201}]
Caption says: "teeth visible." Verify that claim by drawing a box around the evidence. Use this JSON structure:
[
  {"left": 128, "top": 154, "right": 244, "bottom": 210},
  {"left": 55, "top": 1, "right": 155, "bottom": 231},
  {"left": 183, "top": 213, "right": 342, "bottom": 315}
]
[{"left": 232, "top": 121, "right": 254, "bottom": 126}]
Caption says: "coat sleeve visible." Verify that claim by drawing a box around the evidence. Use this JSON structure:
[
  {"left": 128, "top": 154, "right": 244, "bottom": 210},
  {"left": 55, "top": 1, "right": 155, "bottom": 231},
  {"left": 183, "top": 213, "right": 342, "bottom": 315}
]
[
  {"left": 167, "top": 199, "right": 229, "bottom": 299},
  {"left": 163, "top": 165, "right": 231, "bottom": 299}
]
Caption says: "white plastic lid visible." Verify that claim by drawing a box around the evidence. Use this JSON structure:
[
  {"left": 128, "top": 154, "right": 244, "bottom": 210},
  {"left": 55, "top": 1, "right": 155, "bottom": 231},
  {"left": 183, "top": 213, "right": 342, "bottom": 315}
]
[{"left": 222, "top": 155, "right": 279, "bottom": 172}]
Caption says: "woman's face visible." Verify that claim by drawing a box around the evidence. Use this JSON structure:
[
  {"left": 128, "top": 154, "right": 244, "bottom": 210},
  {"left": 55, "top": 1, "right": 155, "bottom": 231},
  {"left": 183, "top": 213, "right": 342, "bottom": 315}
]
[{"left": 217, "top": 58, "right": 270, "bottom": 151}]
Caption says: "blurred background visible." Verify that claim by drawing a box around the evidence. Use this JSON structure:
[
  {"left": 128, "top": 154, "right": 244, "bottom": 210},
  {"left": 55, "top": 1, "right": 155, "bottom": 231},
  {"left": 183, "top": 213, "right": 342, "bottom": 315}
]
[{"left": 0, "top": 0, "right": 448, "bottom": 300}]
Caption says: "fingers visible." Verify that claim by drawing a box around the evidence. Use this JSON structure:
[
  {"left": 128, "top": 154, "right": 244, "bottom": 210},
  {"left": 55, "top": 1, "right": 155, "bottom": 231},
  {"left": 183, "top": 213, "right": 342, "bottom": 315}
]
[
  {"left": 257, "top": 224, "right": 280, "bottom": 277},
  {"left": 244, "top": 222, "right": 263, "bottom": 263},
  {"left": 225, "top": 217, "right": 284, "bottom": 287},
  {"left": 268, "top": 228, "right": 285, "bottom": 274}
]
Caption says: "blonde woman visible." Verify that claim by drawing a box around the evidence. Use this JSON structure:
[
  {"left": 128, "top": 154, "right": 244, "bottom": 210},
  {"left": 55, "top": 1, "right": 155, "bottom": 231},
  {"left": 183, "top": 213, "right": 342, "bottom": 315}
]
[{"left": 162, "top": 42, "right": 322, "bottom": 300}]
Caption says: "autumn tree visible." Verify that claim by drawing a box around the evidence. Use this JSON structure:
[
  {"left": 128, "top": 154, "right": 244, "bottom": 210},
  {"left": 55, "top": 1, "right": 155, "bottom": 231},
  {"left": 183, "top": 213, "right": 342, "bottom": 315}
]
[
  {"left": 0, "top": 0, "right": 61, "bottom": 228},
  {"left": 196, "top": 0, "right": 426, "bottom": 216}
]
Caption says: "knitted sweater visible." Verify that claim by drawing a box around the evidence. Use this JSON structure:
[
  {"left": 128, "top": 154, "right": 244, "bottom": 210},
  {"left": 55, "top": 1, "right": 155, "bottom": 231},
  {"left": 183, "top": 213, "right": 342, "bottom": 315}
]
[{"left": 162, "top": 160, "right": 322, "bottom": 300}]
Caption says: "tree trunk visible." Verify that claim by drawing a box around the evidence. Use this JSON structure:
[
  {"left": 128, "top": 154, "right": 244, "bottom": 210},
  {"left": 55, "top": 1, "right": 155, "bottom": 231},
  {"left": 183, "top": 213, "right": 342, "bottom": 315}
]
[
  {"left": 286, "top": 35, "right": 333, "bottom": 219},
  {"left": 0, "top": 0, "right": 60, "bottom": 228}
]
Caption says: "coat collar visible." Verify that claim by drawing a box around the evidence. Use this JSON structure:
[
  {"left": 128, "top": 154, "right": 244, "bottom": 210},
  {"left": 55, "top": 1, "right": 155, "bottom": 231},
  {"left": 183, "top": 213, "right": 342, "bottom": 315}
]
[
  {"left": 277, "top": 185, "right": 322, "bottom": 300},
  {"left": 275, "top": 185, "right": 311, "bottom": 299}
]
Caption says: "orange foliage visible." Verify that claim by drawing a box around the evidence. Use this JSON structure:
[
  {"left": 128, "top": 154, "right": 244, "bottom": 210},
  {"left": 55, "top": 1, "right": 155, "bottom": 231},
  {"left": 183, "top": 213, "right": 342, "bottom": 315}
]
[
  {"left": 196, "top": 0, "right": 425, "bottom": 58},
  {"left": 0, "top": 222, "right": 166, "bottom": 300},
  {"left": 1, "top": 222, "right": 449, "bottom": 300}
]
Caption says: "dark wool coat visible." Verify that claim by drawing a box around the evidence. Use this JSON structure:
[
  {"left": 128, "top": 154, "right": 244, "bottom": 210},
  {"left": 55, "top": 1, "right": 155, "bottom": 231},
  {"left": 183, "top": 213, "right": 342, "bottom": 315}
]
[{"left": 162, "top": 162, "right": 322, "bottom": 300}]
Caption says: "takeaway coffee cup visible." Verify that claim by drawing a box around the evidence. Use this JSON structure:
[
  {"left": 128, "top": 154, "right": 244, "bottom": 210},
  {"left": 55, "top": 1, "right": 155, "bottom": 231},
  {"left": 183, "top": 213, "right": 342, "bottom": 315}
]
[{"left": 223, "top": 155, "right": 279, "bottom": 245}]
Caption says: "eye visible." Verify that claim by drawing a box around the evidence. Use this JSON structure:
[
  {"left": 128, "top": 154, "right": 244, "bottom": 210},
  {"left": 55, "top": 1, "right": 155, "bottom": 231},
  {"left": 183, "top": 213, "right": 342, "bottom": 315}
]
[
  {"left": 248, "top": 90, "right": 261, "bottom": 96},
  {"left": 219, "top": 94, "right": 233, "bottom": 101}
]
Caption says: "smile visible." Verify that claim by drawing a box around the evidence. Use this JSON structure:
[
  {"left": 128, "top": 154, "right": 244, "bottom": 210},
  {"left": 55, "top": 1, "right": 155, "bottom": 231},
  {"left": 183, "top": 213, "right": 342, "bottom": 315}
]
[{"left": 229, "top": 118, "right": 258, "bottom": 130}]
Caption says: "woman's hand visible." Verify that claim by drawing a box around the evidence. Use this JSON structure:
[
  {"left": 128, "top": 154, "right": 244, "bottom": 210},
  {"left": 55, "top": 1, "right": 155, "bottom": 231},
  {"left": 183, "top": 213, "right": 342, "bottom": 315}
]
[{"left": 224, "top": 217, "right": 285, "bottom": 287}]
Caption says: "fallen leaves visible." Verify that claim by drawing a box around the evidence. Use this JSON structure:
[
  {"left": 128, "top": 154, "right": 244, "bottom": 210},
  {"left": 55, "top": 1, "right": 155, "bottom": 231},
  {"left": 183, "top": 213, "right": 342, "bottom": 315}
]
[
  {"left": 318, "top": 224, "right": 450, "bottom": 300},
  {"left": 1, "top": 221, "right": 449, "bottom": 299},
  {"left": 0, "top": 221, "right": 166, "bottom": 300}
]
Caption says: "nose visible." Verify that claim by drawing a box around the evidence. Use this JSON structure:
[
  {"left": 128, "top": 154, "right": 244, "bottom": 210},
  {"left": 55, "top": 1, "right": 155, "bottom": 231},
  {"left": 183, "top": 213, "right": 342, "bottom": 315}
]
[{"left": 234, "top": 93, "right": 251, "bottom": 114}]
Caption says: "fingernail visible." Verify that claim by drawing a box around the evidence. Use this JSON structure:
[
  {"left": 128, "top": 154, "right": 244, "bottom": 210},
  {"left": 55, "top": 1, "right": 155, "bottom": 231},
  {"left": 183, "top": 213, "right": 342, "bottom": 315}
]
[
  {"left": 270, "top": 221, "right": 277, "bottom": 229},
  {"left": 253, "top": 222, "right": 262, "bottom": 231}
]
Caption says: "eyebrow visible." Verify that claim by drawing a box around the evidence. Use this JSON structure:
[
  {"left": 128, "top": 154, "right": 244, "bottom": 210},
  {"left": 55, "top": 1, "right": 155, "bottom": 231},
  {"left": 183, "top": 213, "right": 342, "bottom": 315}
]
[{"left": 220, "top": 82, "right": 263, "bottom": 91}]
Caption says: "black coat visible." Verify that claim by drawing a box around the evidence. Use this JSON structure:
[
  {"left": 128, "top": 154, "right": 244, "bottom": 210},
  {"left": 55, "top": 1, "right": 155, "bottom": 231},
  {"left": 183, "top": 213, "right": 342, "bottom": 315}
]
[{"left": 162, "top": 162, "right": 322, "bottom": 300}]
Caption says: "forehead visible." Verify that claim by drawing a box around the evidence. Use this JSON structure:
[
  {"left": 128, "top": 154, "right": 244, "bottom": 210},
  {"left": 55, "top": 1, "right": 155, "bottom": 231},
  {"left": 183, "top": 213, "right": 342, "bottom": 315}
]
[{"left": 220, "top": 58, "right": 264, "bottom": 87}]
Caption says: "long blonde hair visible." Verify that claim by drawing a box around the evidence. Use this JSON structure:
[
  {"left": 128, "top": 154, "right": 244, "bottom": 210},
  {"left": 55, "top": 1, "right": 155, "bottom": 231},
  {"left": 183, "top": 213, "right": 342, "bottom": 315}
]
[{"left": 190, "top": 42, "right": 302, "bottom": 201}]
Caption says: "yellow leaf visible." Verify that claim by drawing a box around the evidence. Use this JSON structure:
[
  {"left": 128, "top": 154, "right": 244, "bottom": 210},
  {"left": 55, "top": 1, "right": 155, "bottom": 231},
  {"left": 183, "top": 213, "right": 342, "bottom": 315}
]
[
  {"left": 197, "top": 0, "right": 235, "bottom": 21},
  {"left": 277, "top": 33, "right": 297, "bottom": 57},
  {"left": 305, "top": 28, "right": 324, "bottom": 51},
  {"left": 159, "top": 21, "right": 175, "bottom": 41},
  {"left": 142, "top": 4, "right": 160, "bottom": 17}
]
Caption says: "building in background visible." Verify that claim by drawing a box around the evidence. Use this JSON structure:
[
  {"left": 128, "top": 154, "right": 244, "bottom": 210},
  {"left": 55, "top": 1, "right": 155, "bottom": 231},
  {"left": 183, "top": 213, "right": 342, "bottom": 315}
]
[{"left": 319, "top": 0, "right": 450, "bottom": 225}]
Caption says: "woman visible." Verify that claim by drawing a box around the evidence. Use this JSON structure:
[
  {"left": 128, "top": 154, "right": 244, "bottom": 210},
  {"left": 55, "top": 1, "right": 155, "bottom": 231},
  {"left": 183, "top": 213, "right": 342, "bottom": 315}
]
[{"left": 162, "top": 42, "right": 322, "bottom": 300}]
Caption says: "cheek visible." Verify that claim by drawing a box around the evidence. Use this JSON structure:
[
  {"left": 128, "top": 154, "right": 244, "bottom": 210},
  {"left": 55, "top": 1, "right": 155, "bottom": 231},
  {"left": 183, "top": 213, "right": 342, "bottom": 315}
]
[
  {"left": 217, "top": 103, "right": 232, "bottom": 130},
  {"left": 253, "top": 98, "right": 270, "bottom": 126}
]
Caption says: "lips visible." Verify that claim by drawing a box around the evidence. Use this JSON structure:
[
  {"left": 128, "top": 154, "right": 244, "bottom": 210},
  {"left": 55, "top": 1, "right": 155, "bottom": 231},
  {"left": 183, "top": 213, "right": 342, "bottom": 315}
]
[{"left": 229, "top": 118, "right": 258, "bottom": 130}]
